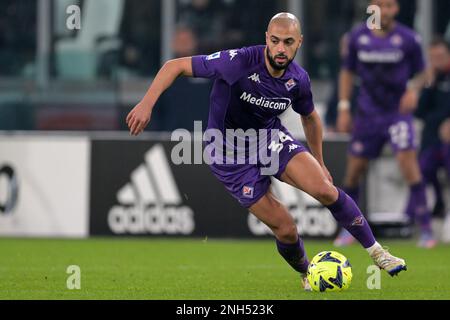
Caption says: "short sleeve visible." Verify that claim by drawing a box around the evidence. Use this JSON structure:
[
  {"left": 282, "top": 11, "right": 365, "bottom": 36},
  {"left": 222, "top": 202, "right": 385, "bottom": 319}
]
[
  {"left": 342, "top": 32, "right": 358, "bottom": 72},
  {"left": 191, "top": 48, "right": 250, "bottom": 85},
  {"left": 409, "top": 34, "right": 426, "bottom": 76},
  {"left": 292, "top": 72, "right": 314, "bottom": 116}
]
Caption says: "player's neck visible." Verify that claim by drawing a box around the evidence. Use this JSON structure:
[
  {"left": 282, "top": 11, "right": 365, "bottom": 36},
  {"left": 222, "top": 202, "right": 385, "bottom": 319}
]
[
  {"left": 266, "top": 65, "right": 285, "bottom": 78},
  {"left": 371, "top": 21, "right": 397, "bottom": 37}
]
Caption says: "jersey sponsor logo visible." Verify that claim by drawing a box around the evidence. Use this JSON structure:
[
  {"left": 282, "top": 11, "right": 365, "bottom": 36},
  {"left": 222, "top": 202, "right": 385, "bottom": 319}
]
[
  {"left": 240, "top": 92, "right": 292, "bottom": 111},
  {"left": 357, "top": 50, "right": 404, "bottom": 63},
  {"left": 206, "top": 51, "right": 221, "bottom": 60},
  {"left": 229, "top": 49, "right": 238, "bottom": 61},
  {"left": 108, "top": 144, "right": 195, "bottom": 235},
  {"left": 248, "top": 73, "right": 261, "bottom": 83},
  {"left": 242, "top": 186, "right": 254, "bottom": 198},
  {"left": 285, "top": 78, "right": 297, "bottom": 91}
]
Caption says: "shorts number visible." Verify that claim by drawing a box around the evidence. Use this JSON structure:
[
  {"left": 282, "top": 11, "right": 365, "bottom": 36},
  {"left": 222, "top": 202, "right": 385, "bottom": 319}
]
[{"left": 389, "top": 121, "right": 410, "bottom": 149}]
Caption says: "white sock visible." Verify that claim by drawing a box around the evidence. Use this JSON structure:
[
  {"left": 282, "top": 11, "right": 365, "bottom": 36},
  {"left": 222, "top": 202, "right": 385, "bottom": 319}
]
[{"left": 366, "top": 242, "right": 382, "bottom": 256}]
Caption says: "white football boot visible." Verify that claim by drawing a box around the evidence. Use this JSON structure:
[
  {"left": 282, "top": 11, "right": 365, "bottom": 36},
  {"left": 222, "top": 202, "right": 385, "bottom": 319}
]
[
  {"left": 370, "top": 246, "right": 407, "bottom": 276},
  {"left": 301, "top": 273, "right": 312, "bottom": 291}
]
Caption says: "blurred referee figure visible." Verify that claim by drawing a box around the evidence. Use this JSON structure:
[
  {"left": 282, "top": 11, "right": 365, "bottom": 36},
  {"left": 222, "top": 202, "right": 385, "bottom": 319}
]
[
  {"left": 126, "top": 12, "right": 407, "bottom": 290},
  {"left": 335, "top": 0, "right": 436, "bottom": 248}
]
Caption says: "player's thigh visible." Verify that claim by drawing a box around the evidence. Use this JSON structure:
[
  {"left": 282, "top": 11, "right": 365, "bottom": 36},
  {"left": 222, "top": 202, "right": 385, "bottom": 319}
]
[
  {"left": 249, "top": 190, "right": 296, "bottom": 234},
  {"left": 345, "top": 124, "right": 383, "bottom": 186},
  {"left": 349, "top": 116, "right": 386, "bottom": 162},
  {"left": 344, "top": 154, "right": 370, "bottom": 186},
  {"left": 279, "top": 152, "right": 338, "bottom": 205},
  {"left": 395, "top": 149, "right": 422, "bottom": 184}
]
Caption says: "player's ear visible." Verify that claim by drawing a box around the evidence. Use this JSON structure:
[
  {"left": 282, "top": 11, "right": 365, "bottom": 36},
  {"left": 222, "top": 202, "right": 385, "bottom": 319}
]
[
  {"left": 265, "top": 31, "right": 269, "bottom": 44},
  {"left": 298, "top": 35, "right": 304, "bottom": 49}
]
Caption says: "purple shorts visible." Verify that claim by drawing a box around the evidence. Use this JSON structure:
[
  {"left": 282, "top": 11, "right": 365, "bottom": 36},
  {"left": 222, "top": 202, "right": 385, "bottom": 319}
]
[
  {"left": 208, "top": 126, "right": 307, "bottom": 208},
  {"left": 349, "top": 113, "right": 417, "bottom": 159}
]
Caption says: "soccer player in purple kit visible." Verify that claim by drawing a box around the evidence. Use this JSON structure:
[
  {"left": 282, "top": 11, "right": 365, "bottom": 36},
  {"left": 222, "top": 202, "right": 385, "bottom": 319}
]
[
  {"left": 126, "top": 12, "right": 407, "bottom": 290},
  {"left": 335, "top": 0, "right": 436, "bottom": 248}
]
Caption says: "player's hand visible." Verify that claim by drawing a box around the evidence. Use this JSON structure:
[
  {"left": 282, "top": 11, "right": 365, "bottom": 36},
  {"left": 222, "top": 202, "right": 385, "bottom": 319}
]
[
  {"left": 399, "top": 89, "right": 419, "bottom": 114},
  {"left": 336, "top": 110, "right": 352, "bottom": 133},
  {"left": 439, "top": 119, "right": 450, "bottom": 144},
  {"left": 126, "top": 101, "right": 152, "bottom": 136}
]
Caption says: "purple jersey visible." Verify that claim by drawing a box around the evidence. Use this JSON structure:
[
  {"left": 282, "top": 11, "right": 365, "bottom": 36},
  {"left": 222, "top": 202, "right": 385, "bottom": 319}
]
[
  {"left": 190, "top": 45, "right": 312, "bottom": 207},
  {"left": 343, "top": 23, "right": 425, "bottom": 116},
  {"left": 191, "top": 45, "right": 314, "bottom": 132}
]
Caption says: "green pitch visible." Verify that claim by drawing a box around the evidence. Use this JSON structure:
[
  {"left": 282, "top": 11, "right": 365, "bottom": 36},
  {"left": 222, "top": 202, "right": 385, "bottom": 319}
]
[{"left": 0, "top": 238, "right": 449, "bottom": 300}]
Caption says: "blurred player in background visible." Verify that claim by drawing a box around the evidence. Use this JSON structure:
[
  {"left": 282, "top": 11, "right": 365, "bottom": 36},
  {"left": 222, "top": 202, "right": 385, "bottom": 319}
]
[
  {"left": 126, "top": 12, "right": 408, "bottom": 290},
  {"left": 325, "top": 33, "right": 359, "bottom": 131},
  {"left": 335, "top": 0, "right": 434, "bottom": 248},
  {"left": 416, "top": 38, "right": 450, "bottom": 221}
]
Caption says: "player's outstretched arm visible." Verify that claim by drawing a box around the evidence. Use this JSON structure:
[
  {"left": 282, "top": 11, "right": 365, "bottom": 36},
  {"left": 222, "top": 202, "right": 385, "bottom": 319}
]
[
  {"left": 301, "top": 110, "right": 333, "bottom": 183},
  {"left": 126, "top": 57, "right": 193, "bottom": 136},
  {"left": 399, "top": 71, "right": 427, "bottom": 115},
  {"left": 336, "top": 69, "right": 354, "bottom": 133}
]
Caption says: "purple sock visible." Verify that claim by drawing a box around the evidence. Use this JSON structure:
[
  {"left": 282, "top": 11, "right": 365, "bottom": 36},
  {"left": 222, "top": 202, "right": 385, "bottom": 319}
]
[
  {"left": 326, "top": 188, "right": 376, "bottom": 248},
  {"left": 405, "top": 182, "right": 432, "bottom": 235},
  {"left": 276, "top": 236, "right": 309, "bottom": 274}
]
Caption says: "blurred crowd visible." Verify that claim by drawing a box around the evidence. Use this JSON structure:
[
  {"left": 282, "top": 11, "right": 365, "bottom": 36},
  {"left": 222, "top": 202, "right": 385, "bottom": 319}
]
[
  {"left": 0, "top": 0, "right": 449, "bottom": 133},
  {"left": 0, "top": 0, "right": 36, "bottom": 76}
]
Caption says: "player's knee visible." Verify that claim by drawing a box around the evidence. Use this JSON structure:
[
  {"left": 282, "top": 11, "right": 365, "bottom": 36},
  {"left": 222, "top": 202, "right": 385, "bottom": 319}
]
[
  {"left": 312, "top": 183, "right": 338, "bottom": 206},
  {"left": 274, "top": 223, "right": 298, "bottom": 244}
]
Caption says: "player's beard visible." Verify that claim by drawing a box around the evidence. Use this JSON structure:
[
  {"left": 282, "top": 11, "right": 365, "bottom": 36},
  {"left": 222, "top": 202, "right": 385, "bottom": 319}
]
[{"left": 266, "top": 48, "right": 297, "bottom": 71}]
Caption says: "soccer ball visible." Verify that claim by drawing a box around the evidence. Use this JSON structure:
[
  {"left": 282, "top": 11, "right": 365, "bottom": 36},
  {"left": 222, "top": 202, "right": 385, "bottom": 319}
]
[{"left": 307, "top": 251, "right": 352, "bottom": 292}]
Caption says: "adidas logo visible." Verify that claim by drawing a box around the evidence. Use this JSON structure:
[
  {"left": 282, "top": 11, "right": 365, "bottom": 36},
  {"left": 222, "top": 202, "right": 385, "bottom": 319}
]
[
  {"left": 108, "top": 144, "right": 195, "bottom": 235},
  {"left": 248, "top": 73, "right": 261, "bottom": 83}
]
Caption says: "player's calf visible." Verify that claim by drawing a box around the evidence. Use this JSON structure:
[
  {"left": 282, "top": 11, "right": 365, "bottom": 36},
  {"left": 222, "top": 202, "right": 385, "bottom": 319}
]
[
  {"left": 325, "top": 188, "right": 377, "bottom": 249},
  {"left": 249, "top": 192, "right": 309, "bottom": 276},
  {"left": 276, "top": 236, "right": 309, "bottom": 275},
  {"left": 273, "top": 223, "right": 299, "bottom": 244}
]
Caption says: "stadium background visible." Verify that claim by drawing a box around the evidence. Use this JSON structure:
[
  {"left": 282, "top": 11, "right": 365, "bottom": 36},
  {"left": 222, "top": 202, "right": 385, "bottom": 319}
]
[{"left": 0, "top": 0, "right": 450, "bottom": 300}]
